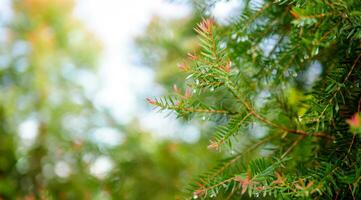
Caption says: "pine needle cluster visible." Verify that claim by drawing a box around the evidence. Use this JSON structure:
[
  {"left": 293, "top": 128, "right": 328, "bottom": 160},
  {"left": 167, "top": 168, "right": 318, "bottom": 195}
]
[{"left": 148, "top": 0, "right": 361, "bottom": 199}]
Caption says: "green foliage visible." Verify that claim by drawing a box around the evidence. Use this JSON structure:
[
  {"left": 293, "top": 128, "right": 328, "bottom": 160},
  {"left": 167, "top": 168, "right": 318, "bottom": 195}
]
[
  {"left": 0, "top": 0, "right": 219, "bottom": 199},
  {"left": 149, "top": 0, "right": 361, "bottom": 199}
]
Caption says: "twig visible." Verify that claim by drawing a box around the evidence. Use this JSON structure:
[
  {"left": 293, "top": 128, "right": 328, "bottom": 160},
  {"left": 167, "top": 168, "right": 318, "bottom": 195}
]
[
  {"left": 343, "top": 135, "right": 356, "bottom": 162},
  {"left": 247, "top": 102, "right": 335, "bottom": 140},
  {"left": 281, "top": 135, "right": 305, "bottom": 159},
  {"left": 242, "top": 2, "right": 271, "bottom": 32},
  {"left": 166, "top": 106, "right": 234, "bottom": 115},
  {"left": 216, "top": 112, "right": 252, "bottom": 147},
  {"left": 206, "top": 136, "right": 274, "bottom": 185},
  {"left": 349, "top": 184, "right": 355, "bottom": 200},
  {"left": 344, "top": 53, "right": 361, "bottom": 83},
  {"left": 318, "top": 53, "right": 361, "bottom": 121}
]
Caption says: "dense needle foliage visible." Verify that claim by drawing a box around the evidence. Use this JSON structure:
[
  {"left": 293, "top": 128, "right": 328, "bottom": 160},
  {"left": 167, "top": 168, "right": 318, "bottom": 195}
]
[{"left": 147, "top": 0, "right": 361, "bottom": 199}]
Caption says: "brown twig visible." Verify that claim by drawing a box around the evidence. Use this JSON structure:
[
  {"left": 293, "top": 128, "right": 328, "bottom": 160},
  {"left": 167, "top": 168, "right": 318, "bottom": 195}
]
[
  {"left": 247, "top": 102, "right": 335, "bottom": 140},
  {"left": 349, "top": 184, "right": 355, "bottom": 200},
  {"left": 344, "top": 53, "right": 361, "bottom": 83},
  {"left": 318, "top": 53, "right": 361, "bottom": 121},
  {"left": 206, "top": 136, "right": 274, "bottom": 185},
  {"left": 281, "top": 135, "right": 305, "bottom": 159}
]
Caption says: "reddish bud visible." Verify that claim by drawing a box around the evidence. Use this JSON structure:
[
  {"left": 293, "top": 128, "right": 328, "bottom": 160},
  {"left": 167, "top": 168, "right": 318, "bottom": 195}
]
[
  {"left": 193, "top": 182, "right": 205, "bottom": 198},
  {"left": 272, "top": 172, "right": 285, "bottom": 185},
  {"left": 177, "top": 62, "right": 189, "bottom": 72},
  {"left": 295, "top": 183, "right": 303, "bottom": 190},
  {"left": 294, "top": 179, "right": 314, "bottom": 190},
  {"left": 184, "top": 87, "right": 191, "bottom": 99},
  {"left": 290, "top": 10, "right": 300, "bottom": 19},
  {"left": 196, "top": 18, "right": 215, "bottom": 34},
  {"left": 207, "top": 140, "right": 219, "bottom": 151},
  {"left": 222, "top": 61, "right": 231, "bottom": 73},
  {"left": 234, "top": 173, "right": 254, "bottom": 194},
  {"left": 187, "top": 53, "right": 197, "bottom": 60},
  {"left": 146, "top": 98, "right": 157, "bottom": 105},
  {"left": 306, "top": 181, "right": 314, "bottom": 189},
  {"left": 173, "top": 84, "right": 181, "bottom": 95},
  {"left": 256, "top": 186, "right": 265, "bottom": 191},
  {"left": 346, "top": 113, "right": 360, "bottom": 128},
  {"left": 193, "top": 189, "right": 204, "bottom": 198}
]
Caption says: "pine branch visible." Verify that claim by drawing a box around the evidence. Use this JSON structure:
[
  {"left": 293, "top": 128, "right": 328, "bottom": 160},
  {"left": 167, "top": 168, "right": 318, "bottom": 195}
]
[
  {"left": 196, "top": 22, "right": 335, "bottom": 140},
  {"left": 192, "top": 136, "right": 276, "bottom": 197},
  {"left": 209, "top": 112, "right": 252, "bottom": 150},
  {"left": 193, "top": 157, "right": 288, "bottom": 198},
  {"left": 146, "top": 97, "right": 235, "bottom": 115},
  {"left": 147, "top": 0, "right": 361, "bottom": 198},
  {"left": 317, "top": 53, "right": 361, "bottom": 121},
  {"left": 241, "top": 2, "right": 271, "bottom": 32},
  {"left": 225, "top": 76, "right": 335, "bottom": 140}
]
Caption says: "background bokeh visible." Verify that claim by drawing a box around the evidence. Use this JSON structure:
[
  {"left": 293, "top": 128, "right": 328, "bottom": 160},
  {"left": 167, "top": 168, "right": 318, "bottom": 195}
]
[{"left": 0, "top": 0, "right": 244, "bottom": 199}]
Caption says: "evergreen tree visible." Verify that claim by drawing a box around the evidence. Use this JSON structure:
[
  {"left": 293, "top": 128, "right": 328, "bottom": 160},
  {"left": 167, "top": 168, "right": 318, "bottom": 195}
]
[{"left": 147, "top": 0, "right": 361, "bottom": 199}]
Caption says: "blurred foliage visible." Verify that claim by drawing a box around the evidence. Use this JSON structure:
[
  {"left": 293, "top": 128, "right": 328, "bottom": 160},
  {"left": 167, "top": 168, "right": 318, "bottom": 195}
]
[
  {"left": 0, "top": 0, "right": 219, "bottom": 199},
  {"left": 104, "top": 124, "right": 219, "bottom": 200},
  {"left": 135, "top": 15, "right": 200, "bottom": 89}
]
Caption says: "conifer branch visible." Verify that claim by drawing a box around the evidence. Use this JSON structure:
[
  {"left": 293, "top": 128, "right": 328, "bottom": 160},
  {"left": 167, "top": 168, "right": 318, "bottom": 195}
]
[
  {"left": 210, "top": 112, "right": 252, "bottom": 149},
  {"left": 318, "top": 53, "right": 361, "bottom": 120},
  {"left": 344, "top": 53, "right": 361, "bottom": 83},
  {"left": 281, "top": 135, "right": 305, "bottom": 159},
  {"left": 193, "top": 176, "right": 236, "bottom": 197},
  {"left": 214, "top": 137, "right": 272, "bottom": 176},
  {"left": 226, "top": 77, "right": 335, "bottom": 140},
  {"left": 194, "top": 156, "right": 286, "bottom": 198},
  {"left": 343, "top": 135, "right": 356, "bottom": 162},
  {"left": 311, "top": 166, "right": 340, "bottom": 194},
  {"left": 147, "top": 1, "right": 361, "bottom": 198},
  {"left": 241, "top": 2, "right": 271, "bottom": 32},
  {"left": 146, "top": 98, "right": 236, "bottom": 115},
  {"left": 166, "top": 105, "right": 233, "bottom": 115},
  {"left": 199, "top": 136, "right": 275, "bottom": 193},
  {"left": 195, "top": 17, "right": 336, "bottom": 141}
]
